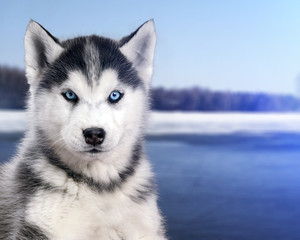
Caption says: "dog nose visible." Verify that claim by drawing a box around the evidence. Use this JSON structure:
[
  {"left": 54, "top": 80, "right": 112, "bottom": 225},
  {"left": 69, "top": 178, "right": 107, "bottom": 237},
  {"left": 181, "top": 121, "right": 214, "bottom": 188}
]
[{"left": 83, "top": 128, "right": 105, "bottom": 146}]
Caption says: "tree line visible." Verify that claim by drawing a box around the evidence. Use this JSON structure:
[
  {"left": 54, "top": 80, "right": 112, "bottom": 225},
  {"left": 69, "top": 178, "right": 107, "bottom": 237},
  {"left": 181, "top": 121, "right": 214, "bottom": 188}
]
[
  {"left": 1, "top": 66, "right": 300, "bottom": 111},
  {"left": 0, "top": 66, "right": 28, "bottom": 109},
  {"left": 151, "top": 87, "right": 300, "bottom": 111}
]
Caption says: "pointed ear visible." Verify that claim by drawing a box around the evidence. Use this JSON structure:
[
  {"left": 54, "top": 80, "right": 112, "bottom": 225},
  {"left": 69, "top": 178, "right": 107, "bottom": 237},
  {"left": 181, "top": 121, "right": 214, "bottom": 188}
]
[
  {"left": 24, "top": 20, "right": 64, "bottom": 85},
  {"left": 119, "top": 20, "right": 156, "bottom": 86}
]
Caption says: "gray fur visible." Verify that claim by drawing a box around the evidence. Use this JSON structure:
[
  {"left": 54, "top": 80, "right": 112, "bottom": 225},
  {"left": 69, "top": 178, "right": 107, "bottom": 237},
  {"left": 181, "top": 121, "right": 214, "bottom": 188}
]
[{"left": 0, "top": 20, "right": 166, "bottom": 240}]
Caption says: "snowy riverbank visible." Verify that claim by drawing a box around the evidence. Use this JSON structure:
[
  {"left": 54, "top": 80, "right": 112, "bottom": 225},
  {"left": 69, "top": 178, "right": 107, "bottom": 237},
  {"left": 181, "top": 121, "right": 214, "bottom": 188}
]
[{"left": 1, "top": 110, "right": 300, "bottom": 135}]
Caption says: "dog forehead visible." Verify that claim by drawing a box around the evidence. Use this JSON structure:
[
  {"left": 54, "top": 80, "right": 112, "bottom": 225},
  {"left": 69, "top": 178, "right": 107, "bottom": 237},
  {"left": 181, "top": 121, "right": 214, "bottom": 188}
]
[
  {"left": 67, "top": 68, "right": 119, "bottom": 91},
  {"left": 98, "top": 69, "right": 119, "bottom": 88}
]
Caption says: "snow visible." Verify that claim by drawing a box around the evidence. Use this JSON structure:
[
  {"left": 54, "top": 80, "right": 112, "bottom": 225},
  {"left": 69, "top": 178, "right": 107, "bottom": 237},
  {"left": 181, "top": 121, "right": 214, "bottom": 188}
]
[
  {"left": 1, "top": 110, "right": 300, "bottom": 135},
  {"left": 0, "top": 110, "right": 27, "bottom": 133},
  {"left": 148, "top": 112, "right": 300, "bottom": 135}
]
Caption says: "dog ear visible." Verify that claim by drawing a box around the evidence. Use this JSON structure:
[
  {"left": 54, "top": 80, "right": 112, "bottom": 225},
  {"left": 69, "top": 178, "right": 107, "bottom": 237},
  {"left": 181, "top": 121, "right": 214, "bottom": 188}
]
[
  {"left": 24, "top": 20, "right": 64, "bottom": 86},
  {"left": 119, "top": 20, "right": 156, "bottom": 87}
]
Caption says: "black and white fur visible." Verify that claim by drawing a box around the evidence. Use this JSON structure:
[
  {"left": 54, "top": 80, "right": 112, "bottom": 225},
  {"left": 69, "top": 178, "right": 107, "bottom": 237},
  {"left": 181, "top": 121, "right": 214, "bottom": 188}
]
[{"left": 0, "top": 20, "right": 166, "bottom": 239}]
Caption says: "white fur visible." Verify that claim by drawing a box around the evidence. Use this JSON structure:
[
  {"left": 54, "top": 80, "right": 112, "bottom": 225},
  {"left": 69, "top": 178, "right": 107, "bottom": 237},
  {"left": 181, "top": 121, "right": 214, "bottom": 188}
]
[
  {"left": 34, "top": 69, "right": 146, "bottom": 183},
  {"left": 27, "top": 158, "right": 162, "bottom": 240},
  {"left": 23, "top": 65, "right": 165, "bottom": 238},
  {"left": 0, "top": 20, "right": 166, "bottom": 239}
]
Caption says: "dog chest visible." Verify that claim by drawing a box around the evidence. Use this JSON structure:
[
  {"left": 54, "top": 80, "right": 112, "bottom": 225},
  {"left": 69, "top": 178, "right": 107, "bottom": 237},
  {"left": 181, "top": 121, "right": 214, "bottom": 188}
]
[{"left": 25, "top": 184, "right": 146, "bottom": 240}]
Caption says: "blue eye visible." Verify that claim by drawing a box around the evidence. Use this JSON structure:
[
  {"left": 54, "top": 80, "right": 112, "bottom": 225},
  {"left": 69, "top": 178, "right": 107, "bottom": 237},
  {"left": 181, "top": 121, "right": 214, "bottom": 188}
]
[
  {"left": 63, "top": 90, "right": 78, "bottom": 102},
  {"left": 109, "top": 90, "right": 123, "bottom": 103}
]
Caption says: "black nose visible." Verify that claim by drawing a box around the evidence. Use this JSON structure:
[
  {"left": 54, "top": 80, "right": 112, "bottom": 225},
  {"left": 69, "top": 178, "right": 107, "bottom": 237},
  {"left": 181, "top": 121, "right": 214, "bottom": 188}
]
[{"left": 83, "top": 128, "right": 105, "bottom": 146}]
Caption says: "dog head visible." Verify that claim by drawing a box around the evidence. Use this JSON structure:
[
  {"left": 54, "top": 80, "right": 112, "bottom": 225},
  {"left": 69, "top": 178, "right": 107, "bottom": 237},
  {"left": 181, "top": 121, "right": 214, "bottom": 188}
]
[{"left": 24, "top": 20, "right": 156, "bottom": 162}]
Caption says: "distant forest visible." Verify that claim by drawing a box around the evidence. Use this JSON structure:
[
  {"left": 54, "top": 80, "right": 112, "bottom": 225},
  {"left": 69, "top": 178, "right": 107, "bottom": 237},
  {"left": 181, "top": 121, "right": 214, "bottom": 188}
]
[{"left": 1, "top": 66, "right": 300, "bottom": 111}]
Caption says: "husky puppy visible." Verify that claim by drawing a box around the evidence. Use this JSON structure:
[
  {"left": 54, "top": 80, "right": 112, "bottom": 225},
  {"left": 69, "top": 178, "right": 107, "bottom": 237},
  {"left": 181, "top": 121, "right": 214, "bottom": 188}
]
[{"left": 0, "top": 20, "right": 166, "bottom": 240}]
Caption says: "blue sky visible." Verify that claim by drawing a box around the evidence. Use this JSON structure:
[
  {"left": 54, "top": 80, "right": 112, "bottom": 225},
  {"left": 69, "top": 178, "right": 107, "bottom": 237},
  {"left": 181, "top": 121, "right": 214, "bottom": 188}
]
[{"left": 1, "top": 0, "right": 300, "bottom": 94}]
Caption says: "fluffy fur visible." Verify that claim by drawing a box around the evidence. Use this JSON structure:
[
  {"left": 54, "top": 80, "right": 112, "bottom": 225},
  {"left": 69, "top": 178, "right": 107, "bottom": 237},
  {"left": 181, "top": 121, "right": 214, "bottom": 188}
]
[{"left": 0, "top": 20, "right": 166, "bottom": 240}]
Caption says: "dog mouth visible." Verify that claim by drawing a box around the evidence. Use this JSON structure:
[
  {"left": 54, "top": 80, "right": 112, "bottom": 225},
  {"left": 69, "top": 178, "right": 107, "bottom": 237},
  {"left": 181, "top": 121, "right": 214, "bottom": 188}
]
[
  {"left": 86, "top": 148, "right": 102, "bottom": 154},
  {"left": 84, "top": 147, "right": 112, "bottom": 154},
  {"left": 81, "top": 142, "right": 117, "bottom": 154}
]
